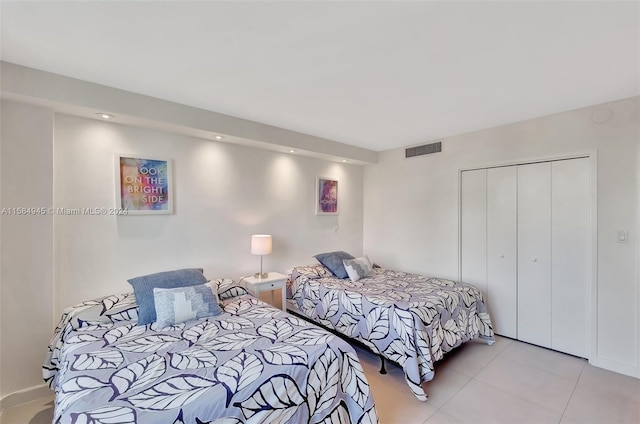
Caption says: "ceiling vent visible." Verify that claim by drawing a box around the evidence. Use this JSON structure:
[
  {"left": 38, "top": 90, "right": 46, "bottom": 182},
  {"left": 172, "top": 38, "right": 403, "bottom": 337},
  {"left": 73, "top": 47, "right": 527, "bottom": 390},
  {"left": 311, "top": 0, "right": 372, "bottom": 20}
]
[{"left": 405, "top": 141, "right": 442, "bottom": 158}]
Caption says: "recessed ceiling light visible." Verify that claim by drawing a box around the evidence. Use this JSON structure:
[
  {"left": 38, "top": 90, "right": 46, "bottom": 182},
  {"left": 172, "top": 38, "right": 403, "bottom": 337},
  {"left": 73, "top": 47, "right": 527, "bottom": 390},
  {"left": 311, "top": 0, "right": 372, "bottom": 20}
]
[
  {"left": 288, "top": 149, "right": 296, "bottom": 153},
  {"left": 214, "top": 135, "right": 224, "bottom": 140},
  {"left": 96, "top": 113, "right": 114, "bottom": 120},
  {"left": 342, "top": 159, "right": 348, "bottom": 163}
]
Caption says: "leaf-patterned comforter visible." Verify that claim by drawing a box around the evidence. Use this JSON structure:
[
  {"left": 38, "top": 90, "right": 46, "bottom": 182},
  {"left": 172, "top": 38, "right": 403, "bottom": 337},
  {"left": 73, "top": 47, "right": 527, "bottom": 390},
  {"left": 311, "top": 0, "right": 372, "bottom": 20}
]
[
  {"left": 44, "top": 285, "right": 378, "bottom": 423},
  {"left": 287, "top": 265, "right": 495, "bottom": 401}
]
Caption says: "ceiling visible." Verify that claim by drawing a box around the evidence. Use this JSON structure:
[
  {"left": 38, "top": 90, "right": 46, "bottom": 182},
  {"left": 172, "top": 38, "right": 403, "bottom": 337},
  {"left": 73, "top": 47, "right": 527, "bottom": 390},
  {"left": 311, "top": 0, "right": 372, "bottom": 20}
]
[{"left": 1, "top": 1, "right": 638, "bottom": 152}]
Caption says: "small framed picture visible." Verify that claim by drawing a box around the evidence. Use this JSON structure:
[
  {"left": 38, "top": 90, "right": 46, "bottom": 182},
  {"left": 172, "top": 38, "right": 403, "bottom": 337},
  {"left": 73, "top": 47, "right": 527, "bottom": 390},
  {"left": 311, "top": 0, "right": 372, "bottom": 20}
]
[
  {"left": 316, "top": 176, "right": 339, "bottom": 215},
  {"left": 115, "top": 154, "right": 173, "bottom": 214}
]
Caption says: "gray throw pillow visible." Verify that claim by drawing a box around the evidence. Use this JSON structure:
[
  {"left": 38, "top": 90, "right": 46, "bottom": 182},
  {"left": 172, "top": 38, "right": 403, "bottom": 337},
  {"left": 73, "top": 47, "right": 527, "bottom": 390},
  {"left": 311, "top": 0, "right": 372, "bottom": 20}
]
[
  {"left": 313, "top": 251, "right": 354, "bottom": 279},
  {"left": 153, "top": 281, "right": 223, "bottom": 327},
  {"left": 343, "top": 256, "right": 374, "bottom": 282},
  {"left": 127, "top": 268, "right": 207, "bottom": 325}
]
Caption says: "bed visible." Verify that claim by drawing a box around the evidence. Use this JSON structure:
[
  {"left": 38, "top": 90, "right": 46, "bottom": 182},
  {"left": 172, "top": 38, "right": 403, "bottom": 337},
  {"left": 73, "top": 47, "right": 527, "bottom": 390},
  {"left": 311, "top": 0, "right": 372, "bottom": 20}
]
[
  {"left": 287, "top": 259, "right": 495, "bottom": 401},
  {"left": 44, "top": 279, "right": 378, "bottom": 423}
]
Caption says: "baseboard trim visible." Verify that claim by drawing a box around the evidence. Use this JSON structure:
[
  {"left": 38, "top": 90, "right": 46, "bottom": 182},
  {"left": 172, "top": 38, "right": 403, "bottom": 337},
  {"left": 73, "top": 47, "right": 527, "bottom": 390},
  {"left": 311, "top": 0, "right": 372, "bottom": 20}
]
[
  {"left": 589, "top": 356, "right": 639, "bottom": 379},
  {"left": 0, "top": 385, "right": 52, "bottom": 411}
]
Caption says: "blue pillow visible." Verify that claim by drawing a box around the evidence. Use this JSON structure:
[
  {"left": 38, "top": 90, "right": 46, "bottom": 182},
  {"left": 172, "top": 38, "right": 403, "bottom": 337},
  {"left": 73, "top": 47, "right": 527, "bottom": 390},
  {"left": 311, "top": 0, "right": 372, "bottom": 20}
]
[
  {"left": 127, "top": 268, "right": 207, "bottom": 325},
  {"left": 313, "top": 251, "right": 354, "bottom": 279},
  {"left": 153, "top": 281, "right": 223, "bottom": 327}
]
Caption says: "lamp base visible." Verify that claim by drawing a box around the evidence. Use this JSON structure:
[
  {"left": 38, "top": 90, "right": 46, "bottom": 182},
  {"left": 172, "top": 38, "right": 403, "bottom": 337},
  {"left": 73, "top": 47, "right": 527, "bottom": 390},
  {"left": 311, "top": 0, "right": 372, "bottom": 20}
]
[{"left": 254, "top": 272, "right": 269, "bottom": 279}]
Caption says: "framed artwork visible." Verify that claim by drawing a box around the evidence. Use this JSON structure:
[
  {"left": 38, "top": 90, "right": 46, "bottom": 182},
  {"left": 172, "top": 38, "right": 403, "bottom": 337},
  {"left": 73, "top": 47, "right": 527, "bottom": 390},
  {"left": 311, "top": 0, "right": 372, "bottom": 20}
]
[
  {"left": 316, "top": 176, "right": 339, "bottom": 215},
  {"left": 115, "top": 154, "right": 173, "bottom": 214}
]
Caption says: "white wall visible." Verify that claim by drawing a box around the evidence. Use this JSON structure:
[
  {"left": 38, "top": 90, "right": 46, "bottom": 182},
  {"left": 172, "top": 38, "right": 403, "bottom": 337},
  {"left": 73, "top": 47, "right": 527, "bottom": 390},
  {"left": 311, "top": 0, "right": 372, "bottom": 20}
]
[
  {"left": 364, "top": 97, "right": 640, "bottom": 376},
  {"left": 0, "top": 106, "right": 364, "bottom": 401},
  {"left": 0, "top": 101, "right": 54, "bottom": 399},
  {"left": 53, "top": 114, "right": 363, "bottom": 314}
]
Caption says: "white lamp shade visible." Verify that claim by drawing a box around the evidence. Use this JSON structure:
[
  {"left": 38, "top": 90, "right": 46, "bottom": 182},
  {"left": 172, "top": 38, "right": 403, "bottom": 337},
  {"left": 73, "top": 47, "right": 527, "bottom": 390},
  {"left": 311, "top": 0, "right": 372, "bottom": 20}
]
[{"left": 251, "top": 235, "right": 272, "bottom": 255}]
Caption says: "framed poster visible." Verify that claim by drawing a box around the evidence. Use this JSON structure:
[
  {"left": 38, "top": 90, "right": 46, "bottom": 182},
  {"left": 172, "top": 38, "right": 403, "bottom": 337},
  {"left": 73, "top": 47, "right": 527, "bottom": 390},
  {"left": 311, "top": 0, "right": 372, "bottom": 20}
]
[
  {"left": 115, "top": 154, "right": 173, "bottom": 214},
  {"left": 316, "top": 176, "right": 338, "bottom": 215}
]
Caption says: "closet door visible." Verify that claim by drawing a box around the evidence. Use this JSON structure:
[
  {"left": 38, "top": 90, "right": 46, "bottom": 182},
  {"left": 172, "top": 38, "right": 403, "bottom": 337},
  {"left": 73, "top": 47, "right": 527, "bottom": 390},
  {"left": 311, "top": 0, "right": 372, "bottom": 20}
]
[
  {"left": 487, "top": 166, "right": 518, "bottom": 338},
  {"left": 517, "top": 162, "right": 552, "bottom": 348},
  {"left": 461, "top": 169, "right": 487, "bottom": 297},
  {"left": 551, "top": 158, "right": 590, "bottom": 357}
]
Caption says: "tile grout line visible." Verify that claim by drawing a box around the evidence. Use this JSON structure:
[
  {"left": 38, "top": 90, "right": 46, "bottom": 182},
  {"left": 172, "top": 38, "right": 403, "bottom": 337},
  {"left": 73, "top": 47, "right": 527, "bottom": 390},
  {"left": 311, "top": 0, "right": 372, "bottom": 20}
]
[
  {"left": 431, "top": 350, "right": 504, "bottom": 423},
  {"left": 558, "top": 363, "right": 587, "bottom": 423},
  {"left": 469, "top": 348, "right": 566, "bottom": 421},
  {"left": 418, "top": 342, "right": 501, "bottom": 424},
  {"left": 471, "top": 344, "right": 503, "bottom": 376},
  {"left": 484, "top": 344, "right": 581, "bottom": 420},
  {"left": 469, "top": 376, "right": 564, "bottom": 421},
  {"left": 422, "top": 368, "right": 474, "bottom": 424},
  {"left": 498, "top": 339, "right": 588, "bottom": 381},
  {"left": 487, "top": 353, "right": 580, "bottom": 386}
]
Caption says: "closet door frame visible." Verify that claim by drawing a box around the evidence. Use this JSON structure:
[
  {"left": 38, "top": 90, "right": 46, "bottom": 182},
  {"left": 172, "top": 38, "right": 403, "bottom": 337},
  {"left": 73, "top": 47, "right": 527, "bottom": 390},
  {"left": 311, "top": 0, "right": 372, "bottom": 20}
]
[{"left": 458, "top": 151, "right": 597, "bottom": 362}]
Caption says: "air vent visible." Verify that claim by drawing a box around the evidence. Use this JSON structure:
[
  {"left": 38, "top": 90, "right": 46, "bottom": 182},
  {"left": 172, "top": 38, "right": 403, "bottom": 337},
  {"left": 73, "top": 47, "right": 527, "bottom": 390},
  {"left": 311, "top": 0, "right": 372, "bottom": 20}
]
[{"left": 405, "top": 141, "right": 442, "bottom": 158}]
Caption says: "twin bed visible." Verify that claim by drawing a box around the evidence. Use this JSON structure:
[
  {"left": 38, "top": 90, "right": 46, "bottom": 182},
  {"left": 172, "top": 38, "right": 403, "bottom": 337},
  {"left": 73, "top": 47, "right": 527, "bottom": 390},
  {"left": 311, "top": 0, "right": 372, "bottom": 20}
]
[
  {"left": 44, "top": 258, "right": 494, "bottom": 422},
  {"left": 44, "top": 279, "right": 377, "bottom": 423},
  {"left": 286, "top": 259, "right": 495, "bottom": 401}
]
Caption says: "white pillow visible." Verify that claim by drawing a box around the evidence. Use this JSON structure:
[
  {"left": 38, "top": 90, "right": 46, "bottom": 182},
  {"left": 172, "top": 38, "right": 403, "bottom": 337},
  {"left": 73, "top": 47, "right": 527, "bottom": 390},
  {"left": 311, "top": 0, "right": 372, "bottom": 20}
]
[{"left": 343, "top": 256, "right": 374, "bottom": 282}]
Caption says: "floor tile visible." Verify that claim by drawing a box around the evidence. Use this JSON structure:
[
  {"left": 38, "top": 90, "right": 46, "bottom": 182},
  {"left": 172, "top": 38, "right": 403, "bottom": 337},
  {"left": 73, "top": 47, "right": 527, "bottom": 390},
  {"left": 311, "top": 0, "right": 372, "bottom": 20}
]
[
  {"left": 499, "top": 340, "right": 586, "bottom": 380},
  {"left": 578, "top": 363, "right": 640, "bottom": 404},
  {"left": 436, "top": 336, "right": 509, "bottom": 377},
  {"left": 474, "top": 355, "right": 576, "bottom": 413},
  {"left": 355, "top": 347, "right": 437, "bottom": 424},
  {"left": 355, "top": 342, "right": 474, "bottom": 406},
  {"left": 423, "top": 410, "right": 462, "bottom": 423},
  {"left": 0, "top": 396, "right": 54, "bottom": 424},
  {"left": 366, "top": 370, "right": 438, "bottom": 424},
  {"left": 441, "top": 379, "right": 561, "bottom": 423},
  {"left": 559, "top": 415, "right": 587, "bottom": 423},
  {"left": 423, "top": 368, "right": 471, "bottom": 408},
  {"left": 563, "top": 377, "right": 640, "bottom": 423}
]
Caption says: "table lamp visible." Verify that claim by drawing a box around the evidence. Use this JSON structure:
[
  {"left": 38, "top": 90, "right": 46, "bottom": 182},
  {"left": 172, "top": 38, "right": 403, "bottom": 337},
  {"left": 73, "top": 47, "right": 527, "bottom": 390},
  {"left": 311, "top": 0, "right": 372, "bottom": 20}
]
[{"left": 251, "top": 234, "right": 272, "bottom": 279}]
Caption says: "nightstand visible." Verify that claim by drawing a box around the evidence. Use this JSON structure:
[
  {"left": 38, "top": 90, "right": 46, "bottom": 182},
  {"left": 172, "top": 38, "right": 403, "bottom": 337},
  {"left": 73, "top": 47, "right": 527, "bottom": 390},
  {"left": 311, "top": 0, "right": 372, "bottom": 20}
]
[{"left": 242, "top": 272, "right": 288, "bottom": 312}]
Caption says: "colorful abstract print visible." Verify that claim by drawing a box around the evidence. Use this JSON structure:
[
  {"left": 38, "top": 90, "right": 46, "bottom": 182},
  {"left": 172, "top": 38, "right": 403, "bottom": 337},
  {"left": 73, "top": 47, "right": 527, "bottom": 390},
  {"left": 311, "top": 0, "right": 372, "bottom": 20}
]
[
  {"left": 44, "top": 289, "right": 378, "bottom": 423},
  {"left": 119, "top": 157, "right": 169, "bottom": 211},
  {"left": 288, "top": 265, "right": 495, "bottom": 401}
]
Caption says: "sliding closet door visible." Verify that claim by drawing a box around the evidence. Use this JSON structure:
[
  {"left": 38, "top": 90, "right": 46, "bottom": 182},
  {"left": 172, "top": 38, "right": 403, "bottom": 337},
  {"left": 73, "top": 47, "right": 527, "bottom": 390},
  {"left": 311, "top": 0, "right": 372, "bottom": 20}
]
[
  {"left": 487, "top": 167, "right": 517, "bottom": 338},
  {"left": 461, "top": 169, "right": 487, "bottom": 297},
  {"left": 551, "top": 158, "right": 590, "bottom": 357},
  {"left": 517, "top": 162, "right": 552, "bottom": 348}
]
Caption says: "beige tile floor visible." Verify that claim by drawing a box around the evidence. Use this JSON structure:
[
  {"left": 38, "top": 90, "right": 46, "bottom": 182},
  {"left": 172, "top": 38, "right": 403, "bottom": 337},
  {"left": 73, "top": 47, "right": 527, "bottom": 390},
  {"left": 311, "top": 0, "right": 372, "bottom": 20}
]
[{"left": 1, "top": 336, "right": 639, "bottom": 423}]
